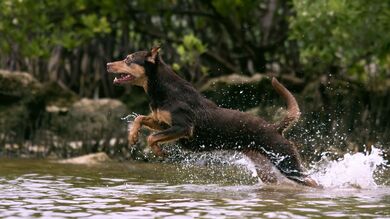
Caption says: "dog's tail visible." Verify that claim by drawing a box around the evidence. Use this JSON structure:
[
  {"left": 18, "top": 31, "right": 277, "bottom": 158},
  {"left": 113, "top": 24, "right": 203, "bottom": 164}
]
[{"left": 271, "top": 77, "right": 301, "bottom": 134}]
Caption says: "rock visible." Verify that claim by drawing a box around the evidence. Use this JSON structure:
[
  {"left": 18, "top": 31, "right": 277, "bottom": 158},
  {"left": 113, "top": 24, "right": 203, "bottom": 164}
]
[
  {"left": 44, "top": 98, "right": 129, "bottom": 156},
  {"left": 246, "top": 106, "right": 287, "bottom": 123},
  {"left": 71, "top": 98, "right": 126, "bottom": 115},
  {"left": 0, "top": 70, "right": 45, "bottom": 142},
  {"left": 0, "top": 70, "right": 130, "bottom": 158},
  {"left": 45, "top": 105, "right": 68, "bottom": 113},
  {"left": 57, "top": 152, "right": 111, "bottom": 165},
  {"left": 67, "top": 98, "right": 128, "bottom": 139},
  {"left": 0, "top": 69, "right": 42, "bottom": 103},
  {"left": 200, "top": 73, "right": 266, "bottom": 92},
  {"left": 41, "top": 81, "right": 79, "bottom": 109}
]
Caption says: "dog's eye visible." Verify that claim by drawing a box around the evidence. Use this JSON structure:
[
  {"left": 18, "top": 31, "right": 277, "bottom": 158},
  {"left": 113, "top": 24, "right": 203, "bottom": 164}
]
[
  {"left": 125, "top": 55, "right": 134, "bottom": 64},
  {"left": 124, "top": 56, "right": 132, "bottom": 64}
]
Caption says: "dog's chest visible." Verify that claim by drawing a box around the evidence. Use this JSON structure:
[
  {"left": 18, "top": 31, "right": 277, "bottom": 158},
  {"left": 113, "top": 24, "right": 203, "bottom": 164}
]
[{"left": 151, "top": 109, "right": 172, "bottom": 126}]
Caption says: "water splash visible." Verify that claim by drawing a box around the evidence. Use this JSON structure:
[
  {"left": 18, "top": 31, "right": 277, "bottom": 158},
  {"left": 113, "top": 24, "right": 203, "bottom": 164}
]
[
  {"left": 119, "top": 112, "right": 389, "bottom": 189},
  {"left": 121, "top": 112, "right": 139, "bottom": 123},
  {"left": 167, "top": 144, "right": 389, "bottom": 189},
  {"left": 234, "top": 155, "right": 259, "bottom": 178},
  {"left": 310, "top": 146, "right": 388, "bottom": 189},
  {"left": 121, "top": 112, "right": 140, "bottom": 132}
]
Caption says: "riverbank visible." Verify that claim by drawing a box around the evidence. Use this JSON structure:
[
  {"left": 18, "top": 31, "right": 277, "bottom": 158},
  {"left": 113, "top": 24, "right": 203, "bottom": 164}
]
[{"left": 1, "top": 70, "right": 389, "bottom": 161}]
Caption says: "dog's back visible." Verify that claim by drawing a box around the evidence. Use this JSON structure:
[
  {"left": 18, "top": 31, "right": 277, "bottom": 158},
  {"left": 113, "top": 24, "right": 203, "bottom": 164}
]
[{"left": 180, "top": 106, "right": 305, "bottom": 180}]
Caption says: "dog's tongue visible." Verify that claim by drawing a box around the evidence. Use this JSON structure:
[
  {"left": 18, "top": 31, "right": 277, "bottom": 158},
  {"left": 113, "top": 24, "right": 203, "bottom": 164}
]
[{"left": 113, "top": 74, "right": 134, "bottom": 84}]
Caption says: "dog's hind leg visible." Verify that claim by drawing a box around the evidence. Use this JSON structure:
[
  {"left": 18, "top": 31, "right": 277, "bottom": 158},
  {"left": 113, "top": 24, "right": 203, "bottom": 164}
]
[
  {"left": 244, "top": 150, "right": 278, "bottom": 183},
  {"left": 244, "top": 150, "right": 316, "bottom": 187}
]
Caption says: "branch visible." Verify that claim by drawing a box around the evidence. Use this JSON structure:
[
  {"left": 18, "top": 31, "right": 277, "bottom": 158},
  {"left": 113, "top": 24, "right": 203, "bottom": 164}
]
[{"left": 204, "top": 51, "right": 240, "bottom": 73}]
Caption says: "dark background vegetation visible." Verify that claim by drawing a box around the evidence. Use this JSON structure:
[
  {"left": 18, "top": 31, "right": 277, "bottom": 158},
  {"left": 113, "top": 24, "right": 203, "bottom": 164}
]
[{"left": 0, "top": 0, "right": 389, "bottom": 160}]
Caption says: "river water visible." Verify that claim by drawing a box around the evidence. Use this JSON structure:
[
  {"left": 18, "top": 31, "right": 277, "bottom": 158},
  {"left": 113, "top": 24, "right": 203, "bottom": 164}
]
[{"left": 0, "top": 148, "right": 389, "bottom": 218}]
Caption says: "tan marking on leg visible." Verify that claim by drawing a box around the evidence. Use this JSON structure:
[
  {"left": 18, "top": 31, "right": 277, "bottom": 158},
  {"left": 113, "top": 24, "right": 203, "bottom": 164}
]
[
  {"left": 142, "top": 116, "right": 164, "bottom": 130},
  {"left": 128, "top": 116, "right": 143, "bottom": 145},
  {"left": 155, "top": 109, "right": 172, "bottom": 126},
  {"left": 146, "top": 127, "right": 192, "bottom": 157},
  {"left": 128, "top": 115, "right": 164, "bottom": 145}
]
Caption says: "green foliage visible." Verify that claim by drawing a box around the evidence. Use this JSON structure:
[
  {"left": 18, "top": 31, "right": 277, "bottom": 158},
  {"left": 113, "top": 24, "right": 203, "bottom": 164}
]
[
  {"left": 290, "top": 0, "right": 390, "bottom": 82},
  {"left": 0, "top": 0, "right": 51, "bottom": 57},
  {"left": 0, "top": 0, "right": 389, "bottom": 96},
  {"left": 80, "top": 15, "right": 111, "bottom": 36},
  {"left": 0, "top": 0, "right": 110, "bottom": 56},
  {"left": 174, "top": 34, "right": 208, "bottom": 82},
  {"left": 176, "top": 34, "right": 207, "bottom": 66},
  {"left": 212, "top": 0, "right": 259, "bottom": 21},
  {"left": 1, "top": 0, "right": 390, "bottom": 157}
]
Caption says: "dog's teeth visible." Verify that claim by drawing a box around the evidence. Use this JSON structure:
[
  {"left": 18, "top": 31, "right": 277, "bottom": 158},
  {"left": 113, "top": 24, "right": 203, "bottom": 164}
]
[{"left": 114, "top": 77, "right": 118, "bottom": 82}]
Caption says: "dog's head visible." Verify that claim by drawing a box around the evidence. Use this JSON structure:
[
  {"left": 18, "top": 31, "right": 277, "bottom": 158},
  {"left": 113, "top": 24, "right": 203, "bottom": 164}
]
[{"left": 106, "top": 46, "right": 160, "bottom": 87}]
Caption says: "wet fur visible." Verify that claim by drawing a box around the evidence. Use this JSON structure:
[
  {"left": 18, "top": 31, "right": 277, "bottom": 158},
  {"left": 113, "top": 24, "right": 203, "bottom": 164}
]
[{"left": 107, "top": 48, "right": 318, "bottom": 187}]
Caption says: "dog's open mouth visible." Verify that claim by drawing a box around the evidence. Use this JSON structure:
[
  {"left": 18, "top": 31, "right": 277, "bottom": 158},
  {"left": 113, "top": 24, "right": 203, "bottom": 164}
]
[{"left": 113, "top": 73, "right": 136, "bottom": 84}]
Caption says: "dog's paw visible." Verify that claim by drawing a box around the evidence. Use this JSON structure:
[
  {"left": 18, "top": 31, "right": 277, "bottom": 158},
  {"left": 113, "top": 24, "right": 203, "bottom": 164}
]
[
  {"left": 147, "top": 136, "right": 165, "bottom": 157},
  {"left": 128, "top": 131, "right": 139, "bottom": 145},
  {"left": 151, "top": 144, "right": 165, "bottom": 157}
]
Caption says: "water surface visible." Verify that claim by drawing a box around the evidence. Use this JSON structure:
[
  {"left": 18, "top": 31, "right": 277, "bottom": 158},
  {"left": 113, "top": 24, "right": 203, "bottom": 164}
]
[{"left": 0, "top": 158, "right": 389, "bottom": 218}]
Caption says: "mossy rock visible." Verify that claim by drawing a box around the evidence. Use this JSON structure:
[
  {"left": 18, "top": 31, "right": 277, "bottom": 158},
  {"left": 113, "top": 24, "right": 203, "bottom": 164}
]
[
  {"left": 0, "top": 70, "right": 45, "bottom": 142},
  {"left": 43, "top": 98, "right": 130, "bottom": 155},
  {"left": 42, "top": 82, "right": 79, "bottom": 108},
  {"left": 0, "top": 70, "right": 42, "bottom": 104},
  {"left": 0, "top": 104, "right": 29, "bottom": 140}
]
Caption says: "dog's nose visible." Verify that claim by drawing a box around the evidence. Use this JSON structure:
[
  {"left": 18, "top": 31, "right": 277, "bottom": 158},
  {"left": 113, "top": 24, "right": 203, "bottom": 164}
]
[{"left": 106, "top": 62, "right": 112, "bottom": 71}]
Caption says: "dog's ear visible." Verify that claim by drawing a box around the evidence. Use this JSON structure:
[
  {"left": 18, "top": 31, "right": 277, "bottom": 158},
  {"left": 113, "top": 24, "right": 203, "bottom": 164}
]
[{"left": 146, "top": 46, "right": 161, "bottom": 64}]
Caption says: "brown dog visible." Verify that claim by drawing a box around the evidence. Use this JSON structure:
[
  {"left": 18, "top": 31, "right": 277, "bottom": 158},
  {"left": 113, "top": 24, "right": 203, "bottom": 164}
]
[{"left": 107, "top": 47, "right": 318, "bottom": 187}]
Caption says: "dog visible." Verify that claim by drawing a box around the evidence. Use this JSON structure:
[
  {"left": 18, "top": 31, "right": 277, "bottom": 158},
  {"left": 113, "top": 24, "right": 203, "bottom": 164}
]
[{"left": 107, "top": 46, "right": 319, "bottom": 187}]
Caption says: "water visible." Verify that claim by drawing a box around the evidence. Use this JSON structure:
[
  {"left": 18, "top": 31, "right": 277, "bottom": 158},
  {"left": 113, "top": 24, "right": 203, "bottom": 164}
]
[{"left": 0, "top": 150, "right": 389, "bottom": 218}]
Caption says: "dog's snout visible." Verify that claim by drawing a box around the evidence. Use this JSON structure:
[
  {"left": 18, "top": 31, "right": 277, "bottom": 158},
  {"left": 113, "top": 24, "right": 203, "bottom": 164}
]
[{"left": 106, "top": 62, "right": 112, "bottom": 71}]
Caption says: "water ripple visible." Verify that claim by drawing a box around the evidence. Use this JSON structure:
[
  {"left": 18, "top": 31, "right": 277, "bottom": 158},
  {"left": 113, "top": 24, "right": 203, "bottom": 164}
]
[{"left": 0, "top": 160, "right": 389, "bottom": 218}]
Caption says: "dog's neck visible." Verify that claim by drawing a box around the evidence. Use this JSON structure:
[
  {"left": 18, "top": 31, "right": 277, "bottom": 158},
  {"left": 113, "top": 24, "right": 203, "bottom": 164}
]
[
  {"left": 144, "top": 59, "right": 206, "bottom": 109},
  {"left": 145, "top": 61, "right": 176, "bottom": 107}
]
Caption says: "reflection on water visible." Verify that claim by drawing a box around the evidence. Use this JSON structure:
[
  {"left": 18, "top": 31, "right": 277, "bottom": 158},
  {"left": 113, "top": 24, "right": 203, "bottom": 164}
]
[{"left": 0, "top": 159, "right": 389, "bottom": 218}]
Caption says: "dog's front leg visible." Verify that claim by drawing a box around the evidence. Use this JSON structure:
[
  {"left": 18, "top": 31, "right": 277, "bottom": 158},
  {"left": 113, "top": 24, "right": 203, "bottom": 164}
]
[
  {"left": 147, "top": 125, "right": 193, "bottom": 157},
  {"left": 128, "top": 115, "right": 163, "bottom": 145}
]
